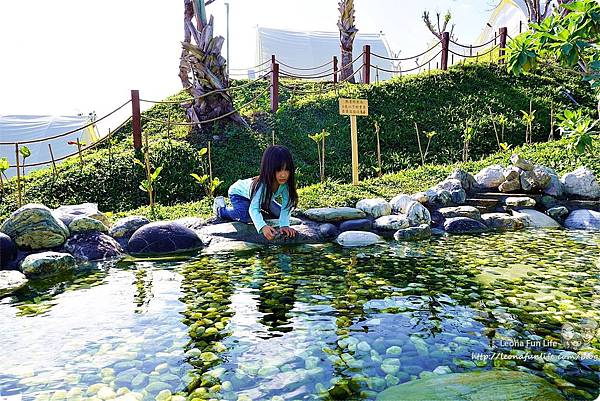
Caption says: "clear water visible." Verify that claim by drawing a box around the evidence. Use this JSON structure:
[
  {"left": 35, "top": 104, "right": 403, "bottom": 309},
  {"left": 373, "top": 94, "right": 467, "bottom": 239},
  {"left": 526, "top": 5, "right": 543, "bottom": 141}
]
[{"left": 1, "top": 230, "right": 599, "bottom": 401}]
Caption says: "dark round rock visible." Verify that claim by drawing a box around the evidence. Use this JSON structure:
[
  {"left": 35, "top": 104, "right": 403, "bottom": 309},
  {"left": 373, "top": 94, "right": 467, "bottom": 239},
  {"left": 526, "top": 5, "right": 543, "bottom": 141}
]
[
  {"left": 318, "top": 223, "right": 338, "bottom": 239},
  {"left": 429, "top": 210, "right": 445, "bottom": 230},
  {"left": 128, "top": 221, "right": 203, "bottom": 256},
  {"left": 444, "top": 217, "right": 490, "bottom": 235},
  {"left": 0, "top": 232, "right": 17, "bottom": 269},
  {"left": 339, "top": 219, "right": 372, "bottom": 232},
  {"left": 63, "top": 232, "right": 124, "bottom": 261}
]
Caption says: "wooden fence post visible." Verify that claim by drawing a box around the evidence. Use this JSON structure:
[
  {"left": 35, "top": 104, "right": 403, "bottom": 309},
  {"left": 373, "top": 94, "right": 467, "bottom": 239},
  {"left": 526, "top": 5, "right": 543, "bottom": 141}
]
[
  {"left": 333, "top": 56, "right": 338, "bottom": 83},
  {"left": 362, "top": 45, "right": 371, "bottom": 84},
  {"left": 270, "top": 55, "right": 279, "bottom": 113},
  {"left": 499, "top": 27, "right": 508, "bottom": 63},
  {"left": 131, "top": 90, "right": 142, "bottom": 150},
  {"left": 441, "top": 32, "right": 450, "bottom": 71}
]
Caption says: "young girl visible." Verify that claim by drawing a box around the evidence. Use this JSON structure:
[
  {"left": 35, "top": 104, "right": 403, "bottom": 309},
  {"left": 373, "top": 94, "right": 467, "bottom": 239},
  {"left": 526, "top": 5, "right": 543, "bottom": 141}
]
[{"left": 213, "top": 145, "right": 299, "bottom": 240}]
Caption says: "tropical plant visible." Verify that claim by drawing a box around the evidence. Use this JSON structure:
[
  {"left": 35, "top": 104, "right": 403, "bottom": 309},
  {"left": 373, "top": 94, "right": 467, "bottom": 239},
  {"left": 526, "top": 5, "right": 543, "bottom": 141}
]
[
  {"left": 521, "top": 102, "right": 537, "bottom": 144},
  {"left": 338, "top": 0, "right": 358, "bottom": 83},
  {"left": 191, "top": 147, "right": 223, "bottom": 197},
  {"left": 308, "top": 129, "right": 330, "bottom": 183},
  {"left": 414, "top": 123, "right": 437, "bottom": 165},
  {"left": 0, "top": 158, "right": 9, "bottom": 191},
  {"left": 556, "top": 108, "right": 598, "bottom": 153},
  {"left": 462, "top": 120, "right": 475, "bottom": 162},
  {"left": 134, "top": 133, "right": 163, "bottom": 217},
  {"left": 423, "top": 130, "right": 438, "bottom": 163},
  {"left": 19, "top": 146, "right": 31, "bottom": 177}
]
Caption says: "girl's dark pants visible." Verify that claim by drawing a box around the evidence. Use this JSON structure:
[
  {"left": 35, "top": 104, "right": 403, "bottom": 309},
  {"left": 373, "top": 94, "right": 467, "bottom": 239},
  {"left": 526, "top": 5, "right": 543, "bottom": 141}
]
[{"left": 218, "top": 194, "right": 281, "bottom": 223}]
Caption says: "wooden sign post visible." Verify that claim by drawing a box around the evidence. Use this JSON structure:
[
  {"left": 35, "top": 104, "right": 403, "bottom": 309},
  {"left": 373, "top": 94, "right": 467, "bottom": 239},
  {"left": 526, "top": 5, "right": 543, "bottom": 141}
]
[{"left": 339, "top": 98, "right": 368, "bottom": 185}]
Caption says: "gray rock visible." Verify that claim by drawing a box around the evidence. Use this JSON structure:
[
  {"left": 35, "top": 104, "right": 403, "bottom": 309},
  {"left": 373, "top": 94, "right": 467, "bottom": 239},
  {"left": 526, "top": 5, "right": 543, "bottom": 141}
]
[
  {"left": 426, "top": 189, "right": 453, "bottom": 208},
  {"left": 450, "top": 189, "right": 467, "bottom": 205},
  {"left": 389, "top": 195, "right": 415, "bottom": 214},
  {"left": 64, "top": 232, "right": 124, "bottom": 261},
  {"left": 512, "top": 209, "right": 561, "bottom": 228},
  {"left": 68, "top": 216, "right": 108, "bottom": 234},
  {"left": 394, "top": 225, "right": 432, "bottom": 241},
  {"left": 303, "top": 207, "right": 366, "bottom": 222},
  {"left": 109, "top": 216, "right": 150, "bottom": 239},
  {"left": 0, "top": 270, "right": 28, "bottom": 297},
  {"left": 436, "top": 179, "right": 463, "bottom": 192},
  {"left": 355, "top": 198, "right": 391, "bottom": 218},
  {"left": 499, "top": 179, "right": 521, "bottom": 193},
  {"left": 447, "top": 169, "right": 476, "bottom": 192},
  {"left": 537, "top": 166, "right": 563, "bottom": 197},
  {"left": 540, "top": 195, "right": 558, "bottom": 209},
  {"left": 411, "top": 192, "right": 428, "bottom": 204},
  {"left": 173, "top": 217, "right": 206, "bottom": 230},
  {"left": 438, "top": 206, "right": 481, "bottom": 220},
  {"left": 481, "top": 213, "right": 525, "bottom": 231},
  {"left": 505, "top": 197, "right": 536, "bottom": 207},
  {"left": 561, "top": 167, "right": 600, "bottom": 199},
  {"left": 335, "top": 231, "right": 382, "bottom": 247},
  {"left": 53, "top": 203, "right": 110, "bottom": 227},
  {"left": 0, "top": 204, "right": 69, "bottom": 250},
  {"left": 520, "top": 166, "right": 551, "bottom": 192},
  {"left": 405, "top": 201, "right": 432, "bottom": 226},
  {"left": 443, "top": 217, "right": 489, "bottom": 234},
  {"left": 198, "top": 220, "right": 322, "bottom": 246},
  {"left": 0, "top": 232, "right": 17, "bottom": 268},
  {"left": 474, "top": 165, "right": 506, "bottom": 189},
  {"left": 128, "top": 222, "right": 203, "bottom": 255},
  {"left": 319, "top": 223, "right": 338, "bottom": 239},
  {"left": 20, "top": 251, "right": 76, "bottom": 278},
  {"left": 546, "top": 206, "right": 569, "bottom": 221},
  {"left": 339, "top": 219, "right": 372, "bottom": 232},
  {"left": 503, "top": 166, "right": 522, "bottom": 181},
  {"left": 510, "top": 154, "right": 534, "bottom": 171},
  {"left": 563, "top": 209, "right": 600, "bottom": 230},
  {"left": 374, "top": 215, "right": 409, "bottom": 231}
]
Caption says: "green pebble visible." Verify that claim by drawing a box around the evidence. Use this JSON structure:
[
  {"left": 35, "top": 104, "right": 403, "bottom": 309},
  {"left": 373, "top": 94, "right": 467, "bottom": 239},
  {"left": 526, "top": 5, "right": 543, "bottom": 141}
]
[
  {"left": 155, "top": 389, "right": 171, "bottom": 401},
  {"left": 131, "top": 373, "right": 148, "bottom": 388},
  {"left": 357, "top": 341, "right": 371, "bottom": 352},
  {"left": 257, "top": 366, "right": 280, "bottom": 377},
  {"left": 305, "top": 356, "right": 320, "bottom": 370},
  {"left": 386, "top": 346, "right": 402, "bottom": 355},
  {"left": 200, "top": 352, "right": 218, "bottom": 362},
  {"left": 144, "top": 382, "right": 171, "bottom": 394}
]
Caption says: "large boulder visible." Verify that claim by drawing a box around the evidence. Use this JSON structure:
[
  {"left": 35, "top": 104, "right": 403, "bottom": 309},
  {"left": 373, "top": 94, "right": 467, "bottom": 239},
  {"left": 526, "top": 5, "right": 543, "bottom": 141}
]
[
  {"left": 128, "top": 221, "right": 203, "bottom": 255},
  {"left": 20, "top": 251, "right": 76, "bottom": 278},
  {"left": 425, "top": 189, "right": 454, "bottom": 208},
  {"left": 335, "top": 231, "right": 382, "bottom": 247},
  {"left": 438, "top": 206, "right": 480, "bottom": 221},
  {"left": 503, "top": 166, "right": 522, "bottom": 181},
  {"left": 54, "top": 203, "right": 110, "bottom": 227},
  {"left": 0, "top": 232, "right": 17, "bottom": 269},
  {"left": 481, "top": 213, "right": 525, "bottom": 231},
  {"left": 510, "top": 154, "right": 534, "bottom": 171},
  {"left": 537, "top": 166, "right": 563, "bottom": 197},
  {"left": 108, "top": 216, "right": 150, "bottom": 250},
  {"left": 355, "top": 198, "right": 391, "bottom": 218},
  {"left": 447, "top": 169, "right": 476, "bottom": 193},
  {"left": 474, "top": 165, "right": 505, "bottom": 190},
  {"left": 512, "top": 209, "right": 561, "bottom": 228},
  {"left": 520, "top": 166, "right": 551, "bottom": 192},
  {"left": 389, "top": 194, "right": 415, "bottom": 214},
  {"left": 435, "top": 178, "right": 462, "bottom": 192},
  {"left": 499, "top": 179, "right": 521, "bottom": 193},
  {"left": 318, "top": 223, "right": 338, "bottom": 239},
  {"left": 564, "top": 209, "right": 600, "bottom": 230},
  {"left": 373, "top": 215, "right": 409, "bottom": 231},
  {"left": 561, "top": 167, "right": 600, "bottom": 199},
  {"left": 0, "top": 204, "right": 69, "bottom": 250},
  {"left": 64, "top": 232, "right": 124, "bottom": 261},
  {"left": 68, "top": 217, "right": 109, "bottom": 234},
  {"left": 303, "top": 207, "right": 366, "bottom": 222},
  {"left": 0, "top": 271, "right": 28, "bottom": 297},
  {"left": 443, "top": 217, "right": 489, "bottom": 235},
  {"left": 339, "top": 219, "right": 372, "bottom": 232},
  {"left": 394, "top": 225, "right": 432, "bottom": 241},
  {"left": 376, "top": 370, "right": 566, "bottom": 401},
  {"left": 405, "top": 201, "right": 431, "bottom": 226},
  {"left": 546, "top": 206, "right": 569, "bottom": 222}
]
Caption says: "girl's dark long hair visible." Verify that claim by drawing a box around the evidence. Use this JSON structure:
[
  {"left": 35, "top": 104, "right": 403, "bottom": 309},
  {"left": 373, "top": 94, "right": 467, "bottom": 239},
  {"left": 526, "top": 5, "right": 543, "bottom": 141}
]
[{"left": 250, "top": 145, "right": 298, "bottom": 211}]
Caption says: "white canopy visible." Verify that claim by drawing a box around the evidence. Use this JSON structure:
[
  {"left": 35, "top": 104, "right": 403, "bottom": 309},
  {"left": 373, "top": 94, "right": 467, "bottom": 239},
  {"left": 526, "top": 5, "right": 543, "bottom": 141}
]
[
  {"left": 254, "top": 27, "right": 396, "bottom": 81},
  {"left": 0, "top": 115, "right": 98, "bottom": 178}
]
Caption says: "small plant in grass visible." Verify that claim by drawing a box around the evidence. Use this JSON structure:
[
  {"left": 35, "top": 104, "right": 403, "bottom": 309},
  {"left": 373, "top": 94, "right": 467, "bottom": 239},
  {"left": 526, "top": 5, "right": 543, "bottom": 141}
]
[
  {"left": 0, "top": 158, "right": 9, "bottom": 191},
  {"left": 374, "top": 121, "right": 383, "bottom": 177},
  {"left": 134, "top": 132, "right": 163, "bottom": 217},
  {"left": 497, "top": 113, "right": 507, "bottom": 142},
  {"left": 191, "top": 147, "right": 223, "bottom": 198},
  {"left": 499, "top": 142, "right": 512, "bottom": 151},
  {"left": 19, "top": 146, "right": 31, "bottom": 176},
  {"left": 462, "top": 120, "right": 475, "bottom": 162},
  {"left": 521, "top": 101, "right": 536, "bottom": 144},
  {"left": 557, "top": 109, "right": 597, "bottom": 154},
  {"left": 414, "top": 123, "right": 437, "bottom": 165},
  {"left": 308, "top": 129, "right": 330, "bottom": 183}
]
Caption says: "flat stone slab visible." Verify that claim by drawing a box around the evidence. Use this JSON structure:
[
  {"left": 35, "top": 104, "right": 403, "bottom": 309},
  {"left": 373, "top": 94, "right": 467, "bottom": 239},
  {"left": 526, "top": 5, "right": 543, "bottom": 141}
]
[
  {"left": 505, "top": 196, "right": 536, "bottom": 207},
  {"left": 481, "top": 213, "right": 525, "bottom": 231},
  {"left": 302, "top": 207, "right": 366, "bottom": 222},
  {"left": 377, "top": 370, "right": 566, "bottom": 401},
  {"left": 438, "top": 206, "right": 481, "bottom": 220},
  {"left": 0, "top": 270, "right": 28, "bottom": 297},
  {"left": 512, "top": 209, "right": 561, "bottom": 228},
  {"left": 564, "top": 209, "right": 600, "bottom": 230}
]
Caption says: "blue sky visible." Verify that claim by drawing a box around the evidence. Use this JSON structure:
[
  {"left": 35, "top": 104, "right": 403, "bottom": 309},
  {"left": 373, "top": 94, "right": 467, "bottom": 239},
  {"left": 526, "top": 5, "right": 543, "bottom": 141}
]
[{"left": 0, "top": 0, "right": 497, "bottom": 133}]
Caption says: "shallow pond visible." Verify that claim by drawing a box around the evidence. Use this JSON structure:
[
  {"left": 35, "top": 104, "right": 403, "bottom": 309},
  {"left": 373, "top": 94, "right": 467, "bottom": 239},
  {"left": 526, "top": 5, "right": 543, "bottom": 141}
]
[{"left": 1, "top": 230, "right": 599, "bottom": 401}]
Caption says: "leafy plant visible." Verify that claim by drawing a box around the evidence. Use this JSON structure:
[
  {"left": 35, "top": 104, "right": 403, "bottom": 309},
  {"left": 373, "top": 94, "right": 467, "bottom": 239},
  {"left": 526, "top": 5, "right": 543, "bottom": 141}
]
[
  {"left": 374, "top": 121, "right": 382, "bottom": 177},
  {"left": 19, "top": 146, "right": 31, "bottom": 177},
  {"left": 556, "top": 108, "right": 598, "bottom": 153},
  {"left": 521, "top": 101, "right": 537, "bottom": 144},
  {"left": 497, "top": 113, "right": 508, "bottom": 142},
  {"left": 191, "top": 147, "right": 223, "bottom": 197},
  {"left": 308, "top": 129, "right": 330, "bottom": 183},
  {"left": 134, "top": 132, "right": 163, "bottom": 217},
  {"left": 423, "top": 130, "right": 438, "bottom": 163},
  {"left": 0, "top": 158, "right": 9, "bottom": 191},
  {"left": 462, "top": 120, "right": 475, "bottom": 162}
]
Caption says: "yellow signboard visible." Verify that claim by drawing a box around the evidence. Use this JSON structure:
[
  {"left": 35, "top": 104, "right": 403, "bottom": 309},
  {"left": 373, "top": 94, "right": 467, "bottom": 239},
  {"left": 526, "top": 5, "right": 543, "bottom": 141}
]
[{"left": 339, "top": 98, "right": 369, "bottom": 116}]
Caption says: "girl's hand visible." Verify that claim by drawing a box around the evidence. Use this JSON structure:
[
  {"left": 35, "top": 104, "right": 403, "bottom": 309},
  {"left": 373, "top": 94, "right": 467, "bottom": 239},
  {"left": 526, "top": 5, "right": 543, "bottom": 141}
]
[
  {"left": 261, "top": 225, "right": 278, "bottom": 240},
  {"left": 280, "top": 226, "right": 297, "bottom": 238}
]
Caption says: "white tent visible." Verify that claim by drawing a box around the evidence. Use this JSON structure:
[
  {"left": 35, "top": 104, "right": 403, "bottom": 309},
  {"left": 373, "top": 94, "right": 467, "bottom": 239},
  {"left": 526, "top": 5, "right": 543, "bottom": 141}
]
[
  {"left": 0, "top": 115, "right": 99, "bottom": 178},
  {"left": 253, "top": 27, "right": 396, "bottom": 81}
]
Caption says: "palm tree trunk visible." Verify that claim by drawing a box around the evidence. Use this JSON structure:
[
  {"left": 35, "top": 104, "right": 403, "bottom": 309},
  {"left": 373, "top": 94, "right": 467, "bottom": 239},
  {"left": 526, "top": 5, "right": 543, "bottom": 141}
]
[{"left": 338, "top": 0, "right": 358, "bottom": 83}]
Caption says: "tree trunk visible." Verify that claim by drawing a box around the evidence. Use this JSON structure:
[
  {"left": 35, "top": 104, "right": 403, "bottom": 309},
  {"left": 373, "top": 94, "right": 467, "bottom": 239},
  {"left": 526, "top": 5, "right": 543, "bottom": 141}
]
[
  {"left": 338, "top": 0, "right": 358, "bottom": 83},
  {"left": 179, "top": 0, "right": 247, "bottom": 131}
]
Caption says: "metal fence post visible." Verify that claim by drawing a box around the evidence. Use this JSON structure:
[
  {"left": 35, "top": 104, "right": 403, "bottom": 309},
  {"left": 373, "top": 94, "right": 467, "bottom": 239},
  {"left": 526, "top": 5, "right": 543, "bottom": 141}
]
[
  {"left": 270, "top": 55, "right": 279, "bottom": 113},
  {"left": 333, "top": 56, "right": 338, "bottom": 83},
  {"left": 131, "top": 90, "right": 142, "bottom": 150}
]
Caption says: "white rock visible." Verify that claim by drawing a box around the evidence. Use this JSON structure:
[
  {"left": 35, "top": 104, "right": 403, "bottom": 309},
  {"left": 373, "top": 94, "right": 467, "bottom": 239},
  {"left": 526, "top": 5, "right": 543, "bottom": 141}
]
[
  {"left": 561, "top": 167, "right": 600, "bottom": 199},
  {"left": 335, "top": 231, "right": 382, "bottom": 247},
  {"left": 512, "top": 209, "right": 561, "bottom": 228},
  {"left": 389, "top": 194, "right": 414, "bottom": 214},
  {"left": 505, "top": 197, "right": 536, "bottom": 207},
  {"left": 374, "top": 215, "right": 410, "bottom": 231},
  {"left": 356, "top": 198, "right": 392, "bottom": 218},
  {"left": 474, "top": 165, "right": 506, "bottom": 189},
  {"left": 405, "top": 201, "right": 431, "bottom": 226},
  {"left": 0, "top": 270, "right": 28, "bottom": 296},
  {"left": 563, "top": 209, "right": 600, "bottom": 230},
  {"left": 303, "top": 207, "right": 366, "bottom": 222}
]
